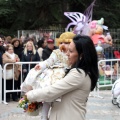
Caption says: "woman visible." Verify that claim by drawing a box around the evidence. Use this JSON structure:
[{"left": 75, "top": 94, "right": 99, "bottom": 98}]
[
  {"left": 2, "top": 44, "right": 21, "bottom": 102},
  {"left": 26, "top": 35, "right": 99, "bottom": 120},
  {"left": 12, "top": 38, "right": 23, "bottom": 61},
  {"left": 12, "top": 38, "right": 23, "bottom": 98},
  {"left": 21, "top": 41, "right": 40, "bottom": 80}
]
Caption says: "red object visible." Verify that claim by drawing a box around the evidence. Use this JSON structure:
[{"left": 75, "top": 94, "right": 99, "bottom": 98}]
[
  {"left": 47, "top": 39, "right": 54, "bottom": 43},
  {"left": 16, "top": 58, "right": 18, "bottom": 62},
  {"left": 114, "top": 51, "right": 120, "bottom": 59},
  {"left": 91, "top": 34, "right": 105, "bottom": 45}
]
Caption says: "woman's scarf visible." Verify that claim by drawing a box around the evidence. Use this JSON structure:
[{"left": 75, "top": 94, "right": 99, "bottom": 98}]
[{"left": 5, "top": 51, "right": 15, "bottom": 60}]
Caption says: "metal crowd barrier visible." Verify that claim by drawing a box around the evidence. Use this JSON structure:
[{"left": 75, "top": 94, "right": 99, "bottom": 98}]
[
  {"left": 1, "top": 62, "right": 40, "bottom": 104},
  {"left": 1, "top": 59, "right": 120, "bottom": 103},
  {"left": 93, "top": 59, "right": 120, "bottom": 98}
]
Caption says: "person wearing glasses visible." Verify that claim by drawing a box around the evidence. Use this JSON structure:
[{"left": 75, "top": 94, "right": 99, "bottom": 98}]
[{"left": 2, "top": 44, "right": 21, "bottom": 102}]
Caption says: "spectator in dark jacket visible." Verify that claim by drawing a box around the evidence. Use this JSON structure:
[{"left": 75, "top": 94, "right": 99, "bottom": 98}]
[
  {"left": 0, "top": 36, "right": 5, "bottom": 102},
  {"left": 21, "top": 41, "right": 40, "bottom": 80},
  {"left": 42, "top": 38, "right": 58, "bottom": 60},
  {"left": 0, "top": 37, "right": 5, "bottom": 66}
]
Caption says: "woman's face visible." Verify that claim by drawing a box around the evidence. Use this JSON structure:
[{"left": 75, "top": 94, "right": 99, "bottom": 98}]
[
  {"left": 8, "top": 46, "right": 14, "bottom": 54},
  {"left": 27, "top": 43, "right": 33, "bottom": 51},
  {"left": 14, "top": 41, "right": 19, "bottom": 47},
  {"left": 67, "top": 41, "right": 78, "bottom": 66}
]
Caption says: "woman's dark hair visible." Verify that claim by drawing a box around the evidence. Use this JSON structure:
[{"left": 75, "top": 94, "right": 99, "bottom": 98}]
[
  {"left": 37, "top": 37, "right": 45, "bottom": 48},
  {"left": 72, "top": 35, "right": 99, "bottom": 91},
  {"left": 12, "top": 38, "right": 20, "bottom": 45}
]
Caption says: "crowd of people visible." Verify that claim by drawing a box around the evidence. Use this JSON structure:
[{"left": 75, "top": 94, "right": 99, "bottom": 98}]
[
  {"left": 0, "top": 31, "right": 99, "bottom": 120},
  {"left": 0, "top": 33, "right": 58, "bottom": 102},
  {"left": 0, "top": 0, "right": 114, "bottom": 119}
]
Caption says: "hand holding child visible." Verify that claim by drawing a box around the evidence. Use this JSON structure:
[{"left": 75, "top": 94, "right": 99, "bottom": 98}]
[{"left": 34, "top": 64, "right": 41, "bottom": 70}]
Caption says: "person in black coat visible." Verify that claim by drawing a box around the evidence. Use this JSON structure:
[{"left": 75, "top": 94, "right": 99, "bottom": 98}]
[
  {"left": 0, "top": 36, "right": 5, "bottom": 101},
  {"left": 12, "top": 38, "right": 23, "bottom": 60},
  {"left": 21, "top": 41, "right": 40, "bottom": 80},
  {"left": 0, "top": 37, "right": 5, "bottom": 66},
  {"left": 42, "top": 38, "right": 58, "bottom": 60}
]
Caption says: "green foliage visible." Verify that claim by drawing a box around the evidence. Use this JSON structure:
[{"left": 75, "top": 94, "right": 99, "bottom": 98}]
[
  {"left": 92, "top": 0, "right": 120, "bottom": 28},
  {"left": 0, "top": 0, "right": 119, "bottom": 36}
]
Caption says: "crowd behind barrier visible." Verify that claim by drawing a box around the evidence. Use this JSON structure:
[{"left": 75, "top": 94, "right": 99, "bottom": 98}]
[
  {"left": 0, "top": 29, "right": 60, "bottom": 104},
  {"left": 0, "top": 62, "right": 40, "bottom": 104},
  {"left": 17, "top": 28, "right": 120, "bottom": 44},
  {"left": 17, "top": 28, "right": 66, "bottom": 42},
  {"left": 0, "top": 28, "right": 120, "bottom": 104},
  {"left": 95, "top": 59, "right": 120, "bottom": 98},
  {"left": 0, "top": 59, "right": 120, "bottom": 104}
]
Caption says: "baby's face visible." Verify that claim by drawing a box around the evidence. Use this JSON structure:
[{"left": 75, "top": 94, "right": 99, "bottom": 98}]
[{"left": 59, "top": 42, "right": 70, "bottom": 53}]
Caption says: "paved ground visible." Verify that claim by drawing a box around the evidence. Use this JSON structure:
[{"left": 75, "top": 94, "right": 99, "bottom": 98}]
[{"left": 0, "top": 90, "right": 120, "bottom": 120}]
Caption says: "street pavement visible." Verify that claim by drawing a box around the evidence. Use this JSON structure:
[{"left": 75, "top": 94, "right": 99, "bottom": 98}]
[{"left": 0, "top": 90, "right": 120, "bottom": 120}]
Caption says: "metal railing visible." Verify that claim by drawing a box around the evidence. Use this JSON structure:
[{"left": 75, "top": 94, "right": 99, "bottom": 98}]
[
  {"left": 18, "top": 28, "right": 65, "bottom": 40},
  {"left": 94, "top": 59, "right": 120, "bottom": 98},
  {"left": 1, "top": 59, "right": 120, "bottom": 103},
  {"left": 1, "top": 62, "right": 40, "bottom": 104}
]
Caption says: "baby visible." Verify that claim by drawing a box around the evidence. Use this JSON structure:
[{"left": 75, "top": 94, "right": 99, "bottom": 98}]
[{"left": 21, "top": 32, "right": 76, "bottom": 120}]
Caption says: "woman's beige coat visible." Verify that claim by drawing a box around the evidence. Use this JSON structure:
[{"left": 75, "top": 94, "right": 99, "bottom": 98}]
[
  {"left": 2, "top": 53, "right": 21, "bottom": 80},
  {"left": 26, "top": 68, "right": 91, "bottom": 120}
]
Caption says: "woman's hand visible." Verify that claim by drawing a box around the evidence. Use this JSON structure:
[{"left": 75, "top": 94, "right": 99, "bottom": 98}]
[
  {"left": 13, "top": 59, "right": 16, "bottom": 63},
  {"left": 34, "top": 64, "right": 41, "bottom": 70},
  {"left": 16, "top": 58, "right": 19, "bottom": 62}
]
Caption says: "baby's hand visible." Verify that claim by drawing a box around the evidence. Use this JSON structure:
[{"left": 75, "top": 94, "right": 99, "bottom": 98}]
[
  {"left": 34, "top": 64, "right": 41, "bottom": 70},
  {"left": 27, "top": 85, "right": 33, "bottom": 91}
]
